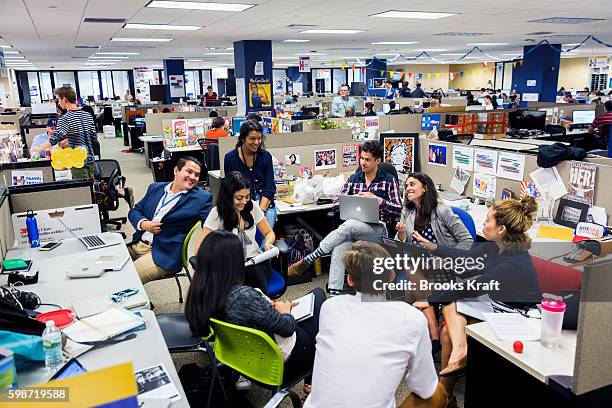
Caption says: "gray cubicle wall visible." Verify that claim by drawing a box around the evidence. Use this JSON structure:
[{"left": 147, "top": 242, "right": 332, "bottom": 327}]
[
  {"left": 8, "top": 180, "right": 95, "bottom": 214},
  {"left": 218, "top": 129, "right": 356, "bottom": 178},
  {"left": 526, "top": 102, "right": 604, "bottom": 120},
  {"left": 418, "top": 139, "right": 612, "bottom": 209},
  {"left": 145, "top": 108, "right": 238, "bottom": 136},
  {"left": 0, "top": 189, "right": 13, "bottom": 260},
  {"left": 0, "top": 161, "right": 55, "bottom": 188}
]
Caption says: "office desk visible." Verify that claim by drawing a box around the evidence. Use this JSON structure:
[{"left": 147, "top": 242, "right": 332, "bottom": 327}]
[
  {"left": 465, "top": 322, "right": 577, "bottom": 407},
  {"left": 17, "top": 310, "right": 188, "bottom": 407},
  {"left": 165, "top": 145, "right": 202, "bottom": 153},
  {"left": 139, "top": 135, "right": 164, "bottom": 169},
  {"left": 0, "top": 233, "right": 149, "bottom": 312},
  {"left": 469, "top": 139, "right": 539, "bottom": 152},
  {"left": 504, "top": 137, "right": 568, "bottom": 146},
  {"left": 275, "top": 200, "right": 334, "bottom": 215}
]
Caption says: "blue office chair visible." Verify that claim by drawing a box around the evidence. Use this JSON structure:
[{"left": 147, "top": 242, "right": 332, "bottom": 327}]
[
  {"left": 255, "top": 231, "right": 288, "bottom": 299},
  {"left": 451, "top": 206, "right": 477, "bottom": 242}
]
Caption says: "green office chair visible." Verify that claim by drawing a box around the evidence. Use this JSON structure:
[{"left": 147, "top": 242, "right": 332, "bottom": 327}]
[
  {"left": 209, "top": 318, "right": 305, "bottom": 408},
  {"left": 159, "top": 221, "right": 200, "bottom": 303}
]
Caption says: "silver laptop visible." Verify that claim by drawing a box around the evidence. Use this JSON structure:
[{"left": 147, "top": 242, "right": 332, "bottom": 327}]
[
  {"left": 339, "top": 195, "right": 380, "bottom": 224},
  {"left": 57, "top": 218, "right": 121, "bottom": 250}
]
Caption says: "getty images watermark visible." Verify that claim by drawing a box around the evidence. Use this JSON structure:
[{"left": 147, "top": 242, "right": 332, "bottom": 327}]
[{"left": 371, "top": 253, "right": 501, "bottom": 292}]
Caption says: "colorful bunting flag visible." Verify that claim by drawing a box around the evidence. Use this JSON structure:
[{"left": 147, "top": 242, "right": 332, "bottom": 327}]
[
  {"left": 341, "top": 62, "right": 347, "bottom": 70},
  {"left": 435, "top": 73, "right": 440, "bottom": 79},
  {"left": 389, "top": 70, "right": 395, "bottom": 78},
  {"left": 427, "top": 73, "right": 432, "bottom": 80},
  {"left": 513, "top": 61, "right": 517, "bottom": 68},
  {"left": 519, "top": 60, "right": 524, "bottom": 66},
  {"left": 418, "top": 73, "right": 423, "bottom": 79},
  {"left": 408, "top": 72, "right": 413, "bottom": 78},
  {"left": 460, "top": 71, "right": 464, "bottom": 77},
  {"left": 481, "top": 62, "right": 486, "bottom": 68},
  {"left": 352, "top": 65, "right": 355, "bottom": 72},
  {"left": 380, "top": 70, "right": 385, "bottom": 76}
]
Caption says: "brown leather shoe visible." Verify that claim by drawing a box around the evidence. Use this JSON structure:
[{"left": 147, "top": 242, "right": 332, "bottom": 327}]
[
  {"left": 288, "top": 259, "right": 309, "bottom": 277},
  {"left": 439, "top": 355, "right": 467, "bottom": 377}
]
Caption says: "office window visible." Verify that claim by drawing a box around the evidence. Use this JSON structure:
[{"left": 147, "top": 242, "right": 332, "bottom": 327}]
[
  {"left": 313, "top": 69, "right": 331, "bottom": 93},
  {"left": 77, "top": 71, "right": 99, "bottom": 100},
  {"left": 39, "top": 72, "right": 53, "bottom": 101},
  {"left": 185, "top": 70, "right": 200, "bottom": 98},
  {"left": 332, "top": 69, "right": 346, "bottom": 94},
  {"left": 100, "top": 71, "right": 114, "bottom": 99},
  {"left": 27, "top": 72, "right": 41, "bottom": 104},
  {"left": 273, "top": 69, "right": 286, "bottom": 95},
  {"left": 202, "top": 70, "right": 212, "bottom": 93},
  {"left": 112, "top": 71, "right": 130, "bottom": 99},
  {"left": 53, "top": 72, "right": 75, "bottom": 90},
  {"left": 348, "top": 67, "right": 364, "bottom": 85}
]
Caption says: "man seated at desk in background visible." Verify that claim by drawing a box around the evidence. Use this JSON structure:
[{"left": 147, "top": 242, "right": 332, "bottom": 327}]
[
  {"left": 30, "top": 119, "right": 56, "bottom": 159},
  {"left": 588, "top": 100, "right": 612, "bottom": 134},
  {"left": 288, "top": 140, "right": 402, "bottom": 295},
  {"left": 331, "top": 83, "right": 358, "bottom": 117},
  {"left": 128, "top": 156, "right": 212, "bottom": 284},
  {"left": 410, "top": 82, "right": 426, "bottom": 99}
]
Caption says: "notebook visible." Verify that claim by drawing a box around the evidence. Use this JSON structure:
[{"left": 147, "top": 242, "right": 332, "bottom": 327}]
[
  {"left": 62, "top": 307, "right": 144, "bottom": 343},
  {"left": 290, "top": 292, "right": 315, "bottom": 322},
  {"left": 71, "top": 292, "right": 149, "bottom": 318}
]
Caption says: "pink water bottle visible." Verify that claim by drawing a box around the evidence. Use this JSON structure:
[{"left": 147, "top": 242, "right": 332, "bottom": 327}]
[{"left": 540, "top": 298, "right": 566, "bottom": 349}]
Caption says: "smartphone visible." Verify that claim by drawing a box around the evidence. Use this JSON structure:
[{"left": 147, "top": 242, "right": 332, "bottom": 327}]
[
  {"left": 110, "top": 288, "right": 139, "bottom": 303},
  {"left": 39, "top": 241, "right": 62, "bottom": 251}
]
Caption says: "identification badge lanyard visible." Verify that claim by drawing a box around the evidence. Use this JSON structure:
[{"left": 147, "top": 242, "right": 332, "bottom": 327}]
[{"left": 153, "top": 191, "right": 182, "bottom": 218}]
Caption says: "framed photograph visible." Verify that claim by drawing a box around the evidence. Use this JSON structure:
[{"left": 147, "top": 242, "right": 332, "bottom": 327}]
[
  {"left": 554, "top": 198, "right": 589, "bottom": 228},
  {"left": 380, "top": 133, "right": 419, "bottom": 174},
  {"left": 314, "top": 149, "right": 337, "bottom": 170},
  {"left": 428, "top": 143, "right": 447, "bottom": 166}
]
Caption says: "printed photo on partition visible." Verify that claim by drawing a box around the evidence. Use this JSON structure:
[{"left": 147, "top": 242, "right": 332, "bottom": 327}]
[
  {"left": 314, "top": 149, "right": 337, "bottom": 170},
  {"left": 285, "top": 153, "right": 301, "bottom": 166},
  {"left": 342, "top": 144, "right": 359, "bottom": 167},
  {"left": 428, "top": 143, "right": 447, "bottom": 166},
  {"left": 383, "top": 136, "right": 416, "bottom": 174},
  {"left": 248, "top": 78, "right": 271, "bottom": 109},
  {"left": 300, "top": 166, "right": 313, "bottom": 179}
]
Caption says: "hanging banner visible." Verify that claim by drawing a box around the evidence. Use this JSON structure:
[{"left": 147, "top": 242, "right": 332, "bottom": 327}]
[
  {"left": 133, "top": 68, "right": 157, "bottom": 104},
  {"left": 248, "top": 77, "right": 271, "bottom": 109},
  {"left": 299, "top": 56, "right": 311, "bottom": 73}
]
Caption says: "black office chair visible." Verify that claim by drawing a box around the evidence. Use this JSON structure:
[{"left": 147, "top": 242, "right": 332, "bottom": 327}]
[
  {"left": 196, "top": 138, "right": 220, "bottom": 172},
  {"left": 102, "top": 107, "right": 113, "bottom": 127},
  {"left": 94, "top": 159, "right": 128, "bottom": 235}
]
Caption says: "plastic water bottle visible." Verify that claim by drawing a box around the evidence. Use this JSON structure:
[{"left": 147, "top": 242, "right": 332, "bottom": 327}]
[
  {"left": 25, "top": 210, "right": 40, "bottom": 248},
  {"left": 540, "top": 298, "right": 566, "bottom": 349},
  {"left": 42, "top": 320, "right": 63, "bottom": 370}
]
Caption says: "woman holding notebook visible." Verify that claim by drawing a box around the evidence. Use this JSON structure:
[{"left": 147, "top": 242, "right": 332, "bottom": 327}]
[{"left": 186, "top": 230, "right": 326, "bottom": 393}]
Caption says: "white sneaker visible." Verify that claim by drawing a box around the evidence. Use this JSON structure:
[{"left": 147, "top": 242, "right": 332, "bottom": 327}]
[{"left": 235, "top": 375, "right": 252, "bottom": 391}]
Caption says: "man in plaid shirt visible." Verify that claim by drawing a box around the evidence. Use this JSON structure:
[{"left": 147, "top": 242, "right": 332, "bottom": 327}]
[{"left": 288, "top": 141, "right": 402, "bottom": 294}]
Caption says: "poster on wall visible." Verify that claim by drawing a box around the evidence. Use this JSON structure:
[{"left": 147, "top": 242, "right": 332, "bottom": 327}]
[
  {"left": 473, "top": 173, "right": 497, "bottom": 199},
  {"left": 496, "top": 152, "right": 525, "bottom": 181},
  {"left": 168, "top": 75, "right": 185, "bottom": 98},
  {"left": 474, "top": 149, "right": 498, "bottom": 175},
  {"left": 342, "top": 144, "right": 360, "bottom": 167},
  {"left": 133, "top": 68, "right": 156, "bottom": 104},
  {"left": 382, "top": 133, "right": 419, "bottom": 174},
  {"left": 428, "top": 143, "right": 447, "bottom": 166},
  {"left": 11, "top": 170, "right": 43, "bottom": 186},
  {"left": 248, "top": 78, "right": 271, "bottom": 110},
  {"left": 299, "top": 56, "right": 311, "bottom": 73},
  {"left": 452, "top": 145, "right": 474, "bottom": 171},
  {"left": 567, "top": 162, "right": 597, "bottom": 205},
  {"left": 314, "top": 149, "right": 337, "bottom": 170}
]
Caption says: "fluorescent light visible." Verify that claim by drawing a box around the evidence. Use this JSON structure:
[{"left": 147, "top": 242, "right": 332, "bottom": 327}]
[
  {"left": 376, "top": 53, "right": 400, "bottom": 56},
  {"left": 91, "top": 56, "right": 130, "bottom": 59},
  {"left": 293, "top": 52, "right": 327, "bottom": 56},
  {"left": 468, "top": 43, "right": 509, "bottom": 46},
  {"left": 564, "top": 43, "right": 580, "bottom": 46},
  {"left": 84, "top": 62, "right": 116, "bottom": 65},
  {"left": 97, "top": 52, "right": 140, "bottom": 55},
  {"left": 4, "top": 56, "right": 26, "bottom": 59},
  {"left": 371, "top": 41, "right": 419, "bottom": 45},
  {"left": 440, "top": 53, "right": 465, "bottom": 56},
  {"left": 283, "top": 39, "right": 310, "bottom": 43},
  {"left": 87, "top": 60, "right": 117, "bottom": 63},
  {"left": 204, "top": 52, "right": 233, "bottom": 55},
  {"left": 415, "top": 49, "right": 448, "bottom": 52},
  {"left": 370, "top": 11, "right": 457, "bottom": 19},
  {"left": 3, "top": 51, "right": 20, "bottom": 54},
  {"left": 0, "top": 46, "right": 12, "bottom": 49},
  {"left": 501, "top": 53, "right": 522, "bottom": 56},
  {"left": 299, "top": 29, "right": 363, "bottom": 34},
  {"left": 188, "top": 59, "right": 203, "bottom": 62},
  {"left": 225, "top": 47, "right": 234, "bottom": 50},
  {"left": 124, "top": 23, "right": 202, "bottom": 31},
  {"left": 146, "top": 1, "right": 255, "bottom": 12},
  {"left": 111, "top": 37, "right": 173, "bottom": 42},
  {"left": 464, "top": 56, "right": 486, "bottom": 59}
]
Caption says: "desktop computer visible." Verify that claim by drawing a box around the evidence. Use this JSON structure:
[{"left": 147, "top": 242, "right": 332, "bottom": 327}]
[
  {"left": 509, "top": 110, "right": 546, "bottom": 132},
  {"left": 572, "top": 110, "right": 596, "bottom": 125}
]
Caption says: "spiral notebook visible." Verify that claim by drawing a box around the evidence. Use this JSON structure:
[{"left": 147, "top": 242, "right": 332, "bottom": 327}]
[{"left": 290, "top": 293, "right": 315, "bottom": 322}]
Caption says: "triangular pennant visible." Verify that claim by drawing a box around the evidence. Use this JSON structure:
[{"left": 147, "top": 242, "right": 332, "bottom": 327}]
[
  {"left": 476, "top": 69, "right": 481, "bottom": 75},
  {"left": 361, "top": 67, "right": 366, "bottom": 74},
  {"left": 418, "top": 73, "right": 423, "bottom": 79},
  {"left": 389, "top": 70, "right": 395, "bottom": 78},
  {"left": 341, "top": 62, "right": 347, "bottom": 70},
  {"left": 380, "top": 70, "right": 385, "bottom": 76},
  {"left": 491, "top": 67, "right": 495, "bottom": 74},
  {"left": 408, "top": 72, "right": 413, "bottom": 78},
  {"left": 435, "top": 73, "right": 440, "bottom": 79},
  {"left": 519, "top": 60, "right": 524, "bottom": 66},
  {"left": 468, "top": 69, "right": 473, "bottom": 75},
  {"left": 513, "top": 61, "right": 517, "bottom": 68},
  {"left": 450, "top": 72, "right": 455, "bottom": 80},
  {"left": 427, "top": 73, "right": 432, "bottom": 80},
  {"left": 481, "top": 62, "right": 486, "bottom": 68},
  {"left": 331, "top": 60, "right": 336, "bottom": 65},
  {"left": 460, "top": 71, "right": 464, "bottom": 77},
  {"left": 352, "top": 65, "right": 355, "bottom": 72}
]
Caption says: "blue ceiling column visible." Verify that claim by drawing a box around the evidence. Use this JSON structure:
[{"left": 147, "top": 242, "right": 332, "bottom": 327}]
[
  {"left": 163, "top": 59, "right": 186, "bottom": 103},
  {"left": 512, "top": 44, "right": 561, "bottom": 105},
  {"left": 366, "top": 58, "right": 387, "bottom": 97},
  {"left": 234, "top": 40, "right": 274, "bottom": 116}
]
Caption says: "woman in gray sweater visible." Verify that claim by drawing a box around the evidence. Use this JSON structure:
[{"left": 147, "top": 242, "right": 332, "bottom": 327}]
[
  {"left": 185, "top": 230, "right": 325, "bottom": 390},
  {"left": 395, "top": 172, "right": 473, "bottom": 354}
]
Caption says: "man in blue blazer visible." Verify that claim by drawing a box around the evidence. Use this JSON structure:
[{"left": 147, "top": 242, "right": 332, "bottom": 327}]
[{"left": 128, "top": 156, "right": 212, "bottom": 284}]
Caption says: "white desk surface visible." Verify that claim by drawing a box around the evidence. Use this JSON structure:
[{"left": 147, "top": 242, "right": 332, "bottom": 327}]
[
  {"left": 467, "top": 322, "right": 576, "bottom": 383},
  {"left": 139, "top": 135, "right": 164, "bottom": 142},
  {"left": 2, "top": 234, "right": 149, "bottom": 314},
  {"left": 469, "top": 139, "right": 539, "bottom": 151},
  {"left": 17, "top": 310, "right": 188, "bottom": 407},
  {"left": 503, "top": 138, "right": 568, "bottom": 146},
  {"left": 165, "top": 145, "right": 202, "bottom": 153},
  {"left": 275, "top": 200, "right": 334, "bottom": 215}
]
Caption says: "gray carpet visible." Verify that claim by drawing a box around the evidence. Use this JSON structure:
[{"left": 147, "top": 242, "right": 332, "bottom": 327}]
[{"left": 99, "top": 135, "right": 465, "bottom": 407}]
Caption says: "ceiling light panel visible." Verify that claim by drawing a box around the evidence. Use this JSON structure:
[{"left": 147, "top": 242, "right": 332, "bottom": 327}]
[
  {"left": 111, "top": 38, "right": 173, "bottom": 42},
  {"left": 371, "top": 41, "right": 419, "bottom": 45},
  {"left": 468, "top": 43, "right": 509, "bottom": 46},
  {"left": 371, "top": 10, "right": 457, "bottom": 19},
  {"left": 527, "top": 17, "right": 604, "bottom": 24},
  {"left": 124, "top": 23, "right": 202, "bottom": 31},
  {"left": 436, "top": 32, "right": 491, "bottom": 37},
  {"left": 146, "top": 1, "right": 255, "bottom": 12},
  {"left": 299, "top": 29, "right": 363, "bottom": 34},
  {"left": 96, "top": 52, "right": 140, "bottom": 55},
  {"left": 91, "top": 56, "right": 130, "bottom": 59},
  {"left": 283, "top": 39, "right": 310, "bottom": 43}
]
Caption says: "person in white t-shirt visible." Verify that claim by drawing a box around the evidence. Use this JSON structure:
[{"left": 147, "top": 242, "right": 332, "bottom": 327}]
[
  {"left": 196, "top": 171, "right": 276, "bottom": 295},
  {"left": 304, "top": 241, "right": 448, "bottom": 408}
]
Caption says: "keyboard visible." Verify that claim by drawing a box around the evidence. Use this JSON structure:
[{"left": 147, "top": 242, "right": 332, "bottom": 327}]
[{"left": 79, "top": 234, "right": 109, "bottom": 250}]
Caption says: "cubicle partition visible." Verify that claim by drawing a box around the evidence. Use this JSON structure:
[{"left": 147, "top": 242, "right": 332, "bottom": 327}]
[
  {"left": 0, "top": 188, "right": 13, "bottom": 261},
  {"left": 145, "top": 108, "right": 237, "bottom": 136},
  {"left": 8, "top": 180, "right": 95, "bottom": 213},
  {"left": 526, "top": 102, "right": 604, "bottom": 121},
  {"left": 0, "top": 160, "right": 55, "bottom": 188}
]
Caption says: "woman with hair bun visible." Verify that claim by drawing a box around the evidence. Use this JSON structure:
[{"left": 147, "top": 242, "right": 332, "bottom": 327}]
[{"left": 411, "top": 197, "right": 542, "bottom": 402}]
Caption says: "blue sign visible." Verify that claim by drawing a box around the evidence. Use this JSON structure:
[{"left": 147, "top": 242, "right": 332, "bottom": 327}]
[{"left": 421, "top": 113, "right": 441, "bottom": 131}]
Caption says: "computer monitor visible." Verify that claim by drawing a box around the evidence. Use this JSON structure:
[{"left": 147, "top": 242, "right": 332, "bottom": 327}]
[
  {"left": 290, "top": 122, "right": 304, "bottom": 133},
  {"left": 421, "top": 114, "right": 441, "bottom": 131},
  {"left": 302, "top": 106, "right": 320, "bottom": 116},
  {"left": 232, "top": 117, "right": 246, "bottom": 135},
  {"left": 572, "top": 110, "right": 596, "bottom": 124},
  {"left": 149, "top": 84, "right": 167, "bottom": 103},
  {"left": 509, "top": 110, "right": 547, "bottom": 131},
  {"left": 351, "top": 82, "right": 367, "bottom": 96}
]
